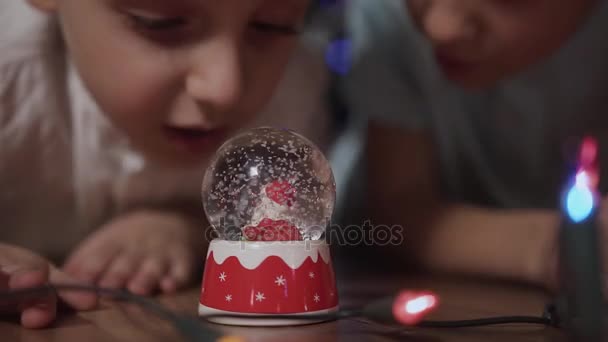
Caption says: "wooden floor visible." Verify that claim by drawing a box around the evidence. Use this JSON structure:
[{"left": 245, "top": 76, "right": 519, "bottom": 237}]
[{"left": 0, "top": 271, "right": 566, "bottom": 342}]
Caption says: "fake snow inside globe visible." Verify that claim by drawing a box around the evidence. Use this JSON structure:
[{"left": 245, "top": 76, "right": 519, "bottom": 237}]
[
  {"left": 202, "top": 127, "right": 336, "bottom": 241},
  {"left": 198, "top": 127, "right": 339, "bottom": 326}
]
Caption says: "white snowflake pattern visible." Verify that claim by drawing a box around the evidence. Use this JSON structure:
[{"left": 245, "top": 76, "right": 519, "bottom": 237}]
[
  {"left": 225, "top": 294, "right": 233, "bottom": 302},
  {"left": 275, "top": 275, "right": 286, "bottom": 286},
  {"left": 219, "top": 272, "right": 227, "bottom": 282},
  {"left": 314, "top": 293, "right": 321, "bottom": 303},
  {"left": 255, "top": 292, "right": 266, "bottom": 302},
  {"left": 308, "top": 272, "right": 315, "bottom": 279}
]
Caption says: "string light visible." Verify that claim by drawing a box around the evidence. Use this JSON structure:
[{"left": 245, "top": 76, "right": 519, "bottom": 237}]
[
  {"left": 393, "top": 291, "right": 439, "bottom": 325},
  {"left": 565, "top": 136, "right": 599, "bottom": 223},
  {"left": 566, "top": 171, "right": 595, "bottom": 223}
]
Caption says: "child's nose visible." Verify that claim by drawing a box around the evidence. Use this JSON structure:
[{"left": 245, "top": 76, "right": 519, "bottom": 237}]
[
  {"left": 422, "top": 2, "right": 477, "bottom": 47},
  {"left": 185, "top": 37, "right": 243, "bottom": 115}
]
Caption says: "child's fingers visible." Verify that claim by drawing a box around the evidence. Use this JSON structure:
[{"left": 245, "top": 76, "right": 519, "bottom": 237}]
[
  {"left": 8, "top": 268, "right": 57, "bottom": 329},
  {"left": 63, "top": 244, "right": 120, "bottom": 283},
  {"left": 8, "top": 267, "right": 49, "bottom": 292},
  {"left": 161, "top": 250, "right": 193, "bottom": 293},
  {"left": 99, "top": 254, "right": 140, "bottom": 289},
  {"left": 160, "top": 276, "right": 177, "bottom": 294},
  {"left": 127, "top": 257, "right": 169, "bottom": 296},
  {"left": 49, "top": 267, "right": 98, "bottom": 311},
  {"left": 20, "top": 296, "right": 57, "bottom": 329}
]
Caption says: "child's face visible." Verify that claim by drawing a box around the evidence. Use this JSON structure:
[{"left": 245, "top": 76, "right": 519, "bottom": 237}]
[
  {"left": 406, "top": 0, "right": 598, "bottom": 88},
  {"left": 36, "top": 0, "right": 310, "bottom": 165}
]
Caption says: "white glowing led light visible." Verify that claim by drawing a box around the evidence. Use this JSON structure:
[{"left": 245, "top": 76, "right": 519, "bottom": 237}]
[
  {"left": 405, "top": 295, "right": 437, "bottom": 315},
  {"left": 575, "top": 171, "right": 591, "bottom": 187}
]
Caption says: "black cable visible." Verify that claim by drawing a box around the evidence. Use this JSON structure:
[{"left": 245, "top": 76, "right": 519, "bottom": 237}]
[
  {"left": 0, "top": 284, "right": 558, "bottom": 339},
  {"left": 0, "top": 284, "right": 223, "bottom": 342},
  {"left": 419, "top": 316, "right": 552, "bottom": 328}
]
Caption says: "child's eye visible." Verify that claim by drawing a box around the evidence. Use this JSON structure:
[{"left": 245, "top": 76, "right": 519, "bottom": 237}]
[
  {"left": 250, "top": 21, "right": 301, "bottom": 36},
  {"left": 128, "top": 13, "right": 187, "bottom": 31}
]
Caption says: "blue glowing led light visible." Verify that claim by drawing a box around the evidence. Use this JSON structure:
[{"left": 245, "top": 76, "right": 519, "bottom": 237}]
[
  {"left": 325, "top": 38, "right": 352, "bottom": 75},
  {"left": 566, "top": 182, "right": 595, "bottom": 223}
]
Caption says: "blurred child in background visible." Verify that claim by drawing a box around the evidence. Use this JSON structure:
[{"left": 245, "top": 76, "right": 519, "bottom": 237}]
[
  {"left": 0, "top": 0, "right": 333, "bottom": 328},
  {"left": 345, "top": 0, "right": 608, "bottom": 288}
]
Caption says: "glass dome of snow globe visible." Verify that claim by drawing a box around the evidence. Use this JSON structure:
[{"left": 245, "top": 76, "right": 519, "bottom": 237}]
[{"left": 201, "top": 127, "right": 336, "bottom": 241}]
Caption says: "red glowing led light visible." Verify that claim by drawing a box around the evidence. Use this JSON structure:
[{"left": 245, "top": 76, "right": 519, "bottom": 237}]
[
  {"left": 580, "top": 136, "right": 598, "bottom": 168},
  {"left": 392, "top": 291, "right": 439, "bottom": 326},
  {"left": 577, "top": 136, "right": 599, "bottom": 190}
]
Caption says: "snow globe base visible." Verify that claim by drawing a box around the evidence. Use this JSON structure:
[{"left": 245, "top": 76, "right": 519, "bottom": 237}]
[
  {"left": 197, "top": 305, "right": 339, "bottom": 327},
  {"left": 198, "top": 239, "right": 339, "bottom": 326}
]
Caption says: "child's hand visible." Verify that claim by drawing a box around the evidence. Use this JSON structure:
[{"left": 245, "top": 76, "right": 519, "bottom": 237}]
[
  {"left": 63, "top": 210, "right": 205, "bottom": 296},
  {"left": 0, "top": 243, "right": 97, "bottom": 328}
]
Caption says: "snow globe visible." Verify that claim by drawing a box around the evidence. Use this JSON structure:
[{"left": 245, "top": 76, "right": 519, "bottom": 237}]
[{"left": 198, "top": 127, "right": 338, "bottom": 326}]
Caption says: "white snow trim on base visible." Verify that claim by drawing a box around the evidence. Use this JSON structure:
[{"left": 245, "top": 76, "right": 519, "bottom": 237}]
[
  {"left": 206, "top": 240, "right": 332, "bottom": 270},
  {"left": 198, "top": 304, "right": 339, "bottom": 327}
]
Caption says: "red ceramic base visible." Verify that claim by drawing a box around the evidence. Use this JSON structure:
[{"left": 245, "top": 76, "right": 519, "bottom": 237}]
[{"left": 198, "top": 240, "right": 339, "bottom": 326}]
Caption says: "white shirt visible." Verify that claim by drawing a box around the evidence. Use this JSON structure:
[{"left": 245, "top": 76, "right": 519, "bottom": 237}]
[{"left": 0, "top": 2, "right": 332, "bottom": 261}]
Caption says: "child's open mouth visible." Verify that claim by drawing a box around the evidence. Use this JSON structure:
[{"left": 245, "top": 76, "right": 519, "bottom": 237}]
[
  {"left": 163, "top": 126, "right": 227, "bottom": 154},
  {"left": 434, "top": 51, "right": 479, "bottom": 80}
]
